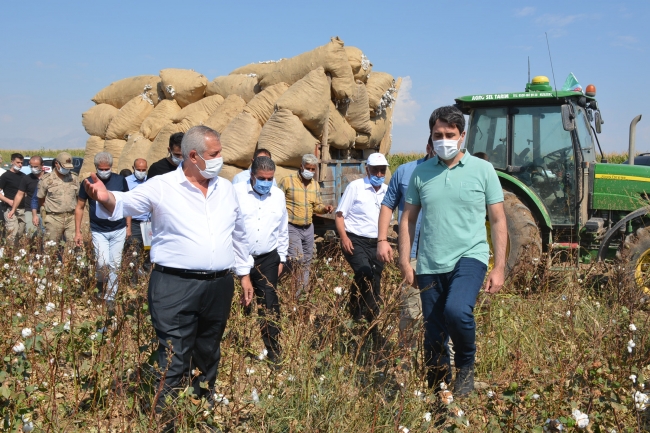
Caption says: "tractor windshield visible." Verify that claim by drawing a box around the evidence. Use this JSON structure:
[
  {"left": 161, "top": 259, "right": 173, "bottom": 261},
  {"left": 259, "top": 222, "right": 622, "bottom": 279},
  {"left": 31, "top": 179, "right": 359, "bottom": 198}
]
[{"left": 466, "top": 105, "right": 577, "bottom": 226}]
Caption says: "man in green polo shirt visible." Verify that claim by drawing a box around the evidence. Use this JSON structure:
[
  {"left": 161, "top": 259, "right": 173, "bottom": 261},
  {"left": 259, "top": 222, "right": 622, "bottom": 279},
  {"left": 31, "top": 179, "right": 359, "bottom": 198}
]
[{"left": 399, "top": 105, "right": 507, "bottom": 397}]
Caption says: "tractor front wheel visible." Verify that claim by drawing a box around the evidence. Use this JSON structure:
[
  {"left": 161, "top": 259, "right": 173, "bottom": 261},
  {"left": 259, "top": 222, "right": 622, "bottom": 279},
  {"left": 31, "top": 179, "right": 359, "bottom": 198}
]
[{"left": 618, "top": 226, "right": 650, "bottom": 300}]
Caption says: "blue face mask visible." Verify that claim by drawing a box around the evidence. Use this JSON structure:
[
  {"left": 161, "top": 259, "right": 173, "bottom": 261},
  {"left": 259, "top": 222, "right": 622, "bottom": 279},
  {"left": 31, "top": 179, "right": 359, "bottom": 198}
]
[
  {"left": 369, "top": 175, "right": 385, "bottom": 187},
  {"left": 253, "top": 179, "right": 273, "bottom": 195}
]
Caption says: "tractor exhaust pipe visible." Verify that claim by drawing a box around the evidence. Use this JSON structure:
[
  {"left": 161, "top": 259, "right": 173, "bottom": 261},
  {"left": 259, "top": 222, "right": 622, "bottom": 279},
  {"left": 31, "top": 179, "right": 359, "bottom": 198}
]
[{"left": 629, "top": 114, "right": 642, "bottom": 165}]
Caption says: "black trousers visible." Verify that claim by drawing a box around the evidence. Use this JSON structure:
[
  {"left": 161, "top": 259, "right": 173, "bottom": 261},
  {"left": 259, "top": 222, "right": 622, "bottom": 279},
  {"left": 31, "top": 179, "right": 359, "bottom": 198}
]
[
  {"left": 342, "top": 232, "right": 385, "bottom": 323},
  {"left": 148, "top": 270, "right": 234, "bottom": 403},
  {"left": 246, "top": 249, "right": 281, "bottom": 357}
]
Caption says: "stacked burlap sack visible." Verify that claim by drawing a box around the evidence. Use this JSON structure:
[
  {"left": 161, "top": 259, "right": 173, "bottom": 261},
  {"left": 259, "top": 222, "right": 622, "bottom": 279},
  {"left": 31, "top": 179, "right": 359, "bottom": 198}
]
[{"left": 80, "top": 37, "right": 399, "bottom": 182}]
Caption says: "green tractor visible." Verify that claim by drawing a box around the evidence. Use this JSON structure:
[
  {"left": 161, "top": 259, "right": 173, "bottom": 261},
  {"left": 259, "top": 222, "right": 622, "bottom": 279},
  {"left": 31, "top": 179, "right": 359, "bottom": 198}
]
[{"left": 456, "top": 76, "right": 650, "bottom": 291}]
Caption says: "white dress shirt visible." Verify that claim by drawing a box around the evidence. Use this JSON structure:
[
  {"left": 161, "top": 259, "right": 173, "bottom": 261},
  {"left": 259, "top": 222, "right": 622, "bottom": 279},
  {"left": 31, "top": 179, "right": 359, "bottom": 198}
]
[
  {"left": 232, "top": 169, "right": 277, "bottom": 186},
  {"left": 234, "top": 182, "right": 288, "bottom": 261},
  {"left": 336, "top": 176, "right": 387, "bottom": 238},
  {"left": 97, "top": 165, "right": 253, "bottom": 275}
]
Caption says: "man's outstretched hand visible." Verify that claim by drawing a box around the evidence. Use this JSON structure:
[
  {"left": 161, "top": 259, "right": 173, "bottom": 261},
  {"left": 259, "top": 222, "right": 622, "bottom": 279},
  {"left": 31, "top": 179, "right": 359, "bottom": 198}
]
[{"left": 83, "top": 173, "right": 109, "bottom": 203}]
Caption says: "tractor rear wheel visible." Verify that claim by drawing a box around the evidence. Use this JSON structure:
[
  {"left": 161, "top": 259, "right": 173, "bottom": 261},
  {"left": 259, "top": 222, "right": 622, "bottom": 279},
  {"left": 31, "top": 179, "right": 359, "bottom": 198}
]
[
  {"left": 497, "top": 190, "right": 543, "bottom": 276},
  {"left": 618, "top": 226, "right": 650, "bottom": 299}
]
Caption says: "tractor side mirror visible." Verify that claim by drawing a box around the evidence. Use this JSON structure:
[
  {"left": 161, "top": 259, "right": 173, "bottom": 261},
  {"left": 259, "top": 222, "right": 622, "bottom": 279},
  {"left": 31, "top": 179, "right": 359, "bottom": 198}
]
[
  {"left": 561, "top": 104, "right": 576, "bottom": 131},
  {"left": 594, "top": 111, "right": 603, "bottom": 134}
]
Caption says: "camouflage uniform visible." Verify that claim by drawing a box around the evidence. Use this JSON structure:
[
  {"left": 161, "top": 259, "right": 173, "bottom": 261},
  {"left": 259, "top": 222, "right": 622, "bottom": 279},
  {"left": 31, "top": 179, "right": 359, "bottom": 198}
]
[{"left": 37, "top": 171, "right": 80, "bottom": 243}]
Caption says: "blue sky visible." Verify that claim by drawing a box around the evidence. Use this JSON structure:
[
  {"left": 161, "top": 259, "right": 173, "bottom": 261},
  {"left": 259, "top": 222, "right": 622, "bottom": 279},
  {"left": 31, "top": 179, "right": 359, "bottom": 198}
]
[{"left": 0, "top": 1, "right": 647, "bottom": 154}]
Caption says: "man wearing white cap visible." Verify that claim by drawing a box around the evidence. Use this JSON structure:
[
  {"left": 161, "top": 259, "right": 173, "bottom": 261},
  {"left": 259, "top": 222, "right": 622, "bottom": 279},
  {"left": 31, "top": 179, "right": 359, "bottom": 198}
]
[{"left": 335, "top": 153, "right": 389, "bottom": 346}]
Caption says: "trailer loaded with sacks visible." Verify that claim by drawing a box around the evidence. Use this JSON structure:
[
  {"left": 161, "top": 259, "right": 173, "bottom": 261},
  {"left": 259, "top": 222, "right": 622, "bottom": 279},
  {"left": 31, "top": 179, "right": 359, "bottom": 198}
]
[{"left": 79, "top": 37, "right": 401, "bottom": 234}]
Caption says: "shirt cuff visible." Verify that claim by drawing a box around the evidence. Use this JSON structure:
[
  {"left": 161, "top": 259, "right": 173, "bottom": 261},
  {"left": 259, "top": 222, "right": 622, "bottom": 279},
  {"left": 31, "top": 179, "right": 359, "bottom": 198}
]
[
  {"left": 234, "top": 254, "right": 254, "bottom": 276},
  {"left": 96, "top": 191, "right": 124, "bottom": 221}
]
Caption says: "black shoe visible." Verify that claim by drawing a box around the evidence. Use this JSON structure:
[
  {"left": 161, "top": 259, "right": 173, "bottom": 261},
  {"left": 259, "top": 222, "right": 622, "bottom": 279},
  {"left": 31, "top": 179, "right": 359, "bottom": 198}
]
[
  {"left": 427, "top": 364, "right": 452, "bottom": 389},
  {"left": 453, "top": 365, "right": 474, "bottom": 397}
]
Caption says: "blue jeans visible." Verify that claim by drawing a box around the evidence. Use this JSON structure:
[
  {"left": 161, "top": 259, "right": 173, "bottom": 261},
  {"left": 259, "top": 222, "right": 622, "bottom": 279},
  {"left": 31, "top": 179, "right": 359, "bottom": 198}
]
[
  {"left": 417, "top": 258, "right": 487, "bottom": 384},
  {"left": 91, "top": 227, "right": 127, "bottom": 301}
]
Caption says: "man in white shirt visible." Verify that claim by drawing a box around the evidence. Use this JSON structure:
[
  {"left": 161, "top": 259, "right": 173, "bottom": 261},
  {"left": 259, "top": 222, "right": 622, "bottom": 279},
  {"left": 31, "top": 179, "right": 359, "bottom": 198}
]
[
  {"left": 83, "top": 125, "right": 254, "bottom": 429},
  {"left": 335, "top": 153, "right": 389, "bottom": 346},
  {"left": 231, "top": 148, "right": 277, "bottom": 186},
  {"left": 234, "top": 156, "right": 288, "bottom": 366}
]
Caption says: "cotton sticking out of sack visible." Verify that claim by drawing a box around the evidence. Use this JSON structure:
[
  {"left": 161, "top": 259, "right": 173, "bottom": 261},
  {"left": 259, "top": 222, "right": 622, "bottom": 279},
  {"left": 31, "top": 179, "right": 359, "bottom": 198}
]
[
  {"left": 244, "top": 82, "right": 291, "bottom": 126},
  {"left": 82, "top": 104, "right": 119, "bottom": 138},
  {"left": 219, "top": 112, "right": 262, "bottom": 168},
  {"left": 203, "top": 95, "right": 247, "bottom": 134},
  {"left": 105, "top": 93, "right": 154, "bottom": 140},
  {"left": 257, "top": 109, "right": 320, "bottom": 168},
  {"left": 345, "top": 46, "right": 372, "bottom": 83},
  {"left": 274, "top": 67, "right": 330, "bottom": 138},
  {"left": 92, "top": 75, "right": 162, "bottom": 109},
  {"left": 366, "top": 72, "right": 396, "bottom": 117},
  {"left": 139, "top": 99, "right": 182, "bottom": 140},
  {"left": 206, "top": 75, "right": 260, "bottom": 103},
  {"left": 159, "top": 68, "right": 208, "bottom": 108}
]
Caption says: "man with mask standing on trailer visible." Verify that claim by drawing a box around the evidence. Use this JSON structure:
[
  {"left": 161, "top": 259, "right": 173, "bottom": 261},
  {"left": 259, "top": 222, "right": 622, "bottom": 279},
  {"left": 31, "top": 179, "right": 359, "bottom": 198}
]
[
  {"left": 399, "top": 105, "right": 507, "bottom": 397},
  {"left": 147, "top": 132, "right": 184, "bottom": 180},
  {"left": 335, "top": 153, "right": 389, "bottom": 347},
  {"left": 234, "top": 156, "right": 288, "bottom": 366},
  {"left": 75, "top": 152, "right": 130, "bottom": 304},
  {"left": 278, "top": 154, "right": 333, "bottom": 295},
  {"left": 84, "top": 125, "right": 253, "bottom": 432}
]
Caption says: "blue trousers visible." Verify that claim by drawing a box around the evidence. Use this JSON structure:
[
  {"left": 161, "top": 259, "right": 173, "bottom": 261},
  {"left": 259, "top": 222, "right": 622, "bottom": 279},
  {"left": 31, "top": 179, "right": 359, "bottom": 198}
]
[{"left": 417, "top": 258, "right": 486, "bottom": 384}]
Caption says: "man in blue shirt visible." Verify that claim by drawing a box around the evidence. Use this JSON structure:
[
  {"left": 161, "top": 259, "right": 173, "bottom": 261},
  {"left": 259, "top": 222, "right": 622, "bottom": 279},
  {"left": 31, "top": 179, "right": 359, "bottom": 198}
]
[
  {"left": 125, "top": 158, "right": 151, "bottom": 278},
  {"left": 377, "top": 137, "right": 432, "bottom": 349},
  {"left": 75, "top": 152, "right": 130, "bottom": 304}
]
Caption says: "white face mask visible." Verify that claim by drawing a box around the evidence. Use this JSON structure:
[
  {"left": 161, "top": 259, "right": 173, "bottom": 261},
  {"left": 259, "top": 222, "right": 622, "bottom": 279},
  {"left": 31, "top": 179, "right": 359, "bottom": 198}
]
[
  {"left": 31, "top": 167, "right": 42, "bottom": 175},
  {"left": 301, "top": 168, "right": 314, "bottom": 180},
  {"left": 57, "top": 166, "right": 70, "bottom": 175},
  {"left": 97, "top": 169, "right": 112, "bottom": 180},
  {"left": 170, "top": 153, "right": 183, "bottom": 166},
  {"left": 432, "top": 138, "right": 462, "bottom": 160},
  {"left": 195, "top": 154, "right": 223, "bottom": 179},
  {"left": 134, "top": 170, "right": 147, "bottom": 180}
]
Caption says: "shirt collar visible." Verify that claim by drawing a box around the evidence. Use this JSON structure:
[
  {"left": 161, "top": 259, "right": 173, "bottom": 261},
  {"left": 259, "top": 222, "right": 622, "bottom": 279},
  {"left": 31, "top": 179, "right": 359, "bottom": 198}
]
[
  {"left": 176, "top": 162, "right": 219, "bottom": 189},
  {"left": 433, "top": 150, "right": 469, "bottom": 167}
]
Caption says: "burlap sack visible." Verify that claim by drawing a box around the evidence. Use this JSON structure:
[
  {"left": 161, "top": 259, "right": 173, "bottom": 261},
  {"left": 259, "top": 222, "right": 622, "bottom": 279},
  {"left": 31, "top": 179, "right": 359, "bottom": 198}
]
[
  {"left": 220, "top": 112, "right": 262, "bottom": 168},
  {"left": 345, "top": 46, "right": 372, "bottom": 83},
  {"left": 230, "top": 61, "right": 277, "bottom": 77},
  {"left": 203, "top": 95, "right": 247, "bottom": 134},
  {"left": 244, "top": 82, "right": 290, "bottom": 126},
  {"left": 117, "top": 133, "right": 152, "bottom": 172},
  {"left": 82, "top": 104, "right": 119, "bottom": 138},
  {"left": 257, "top": 37, "right": 356, "bottom": 101},
  {"left": 274, "top": 67, "right": 329, "bottom": 137},
  {"left": 274, "top": 165, "right": 297, "bottom": 183},
  {"left": 103, "top": 139, "right": 127, "bottom": 173},
  {"left": 219, "top": 164, "right": 243, "bottom": 182},
  {"left": 343, "top": 81, "right": 373, "bottom": 134},
  {"left": 147, "top": 123, "right": 184, "bottom": 164},
  {"left": 79, "top": 136, "right": 105, "bottom": 180},
  {"left": 159, "top": 68, "right": 207, "bottom": 108},
  {"left": 171, "top": 94, "right": 225, "bottom": 123},
  {"left": 378, "top": 104, "right": 394, "bottom": 155},
  {"left": 205, "top": 75, "right": 260, "bottom": 103},
  {"left": 105, "top": 93, "right": 154, "bottom": 140},
  {"left": 92, "top": 75, "right": 162, "bottom": 109},
  {"left": 175, "top": 111, "right": 208, "bottom": 132},
  {"left": 139, "top": 99, "right": 182, "bottom": 140},
  {"left": 354, "top": 112, "right": 387, "bottom": 149},
  {"left": 257, "top": 109, "right": 320, "bottom": 168},
  {"left": 327, "top": 102, "right": 356, "bottom": 150},
  {"left": 366, "top": 72, "right": 395, "bottom": 117}
]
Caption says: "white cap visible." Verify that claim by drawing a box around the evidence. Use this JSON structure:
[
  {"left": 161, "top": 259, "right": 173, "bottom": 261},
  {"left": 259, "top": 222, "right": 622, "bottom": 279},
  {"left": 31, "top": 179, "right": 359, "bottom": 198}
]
[{"left": 366, "top": 153, "right": 389, "bottom": 166}]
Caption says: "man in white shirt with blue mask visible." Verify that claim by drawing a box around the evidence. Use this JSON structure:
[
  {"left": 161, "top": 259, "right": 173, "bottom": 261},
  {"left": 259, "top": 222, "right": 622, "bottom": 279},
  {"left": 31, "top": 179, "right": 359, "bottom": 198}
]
[
  {"left": 335, "top": 153, "right": 389, "bottom": 349},
  {"left": 234, "top": 156, "right": 288, "bottom": 367},
  {"left": 83, "top": 125, "right": 254, "bottom": 431}
]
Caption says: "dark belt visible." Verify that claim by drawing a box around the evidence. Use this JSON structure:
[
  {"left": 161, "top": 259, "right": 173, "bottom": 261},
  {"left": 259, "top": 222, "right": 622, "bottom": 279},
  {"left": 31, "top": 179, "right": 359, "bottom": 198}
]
[
  {"left": 252, "top": 249, "right": 277, "bottom": 260},
  {"left": 346, "top": 231, "right": 378, "bottom": 242},
  {"left": 289, "top": 222, "right": 312, "bottom": 229},
  {"left": 153, "top": 264, "right": 230, "bottom": 280}
]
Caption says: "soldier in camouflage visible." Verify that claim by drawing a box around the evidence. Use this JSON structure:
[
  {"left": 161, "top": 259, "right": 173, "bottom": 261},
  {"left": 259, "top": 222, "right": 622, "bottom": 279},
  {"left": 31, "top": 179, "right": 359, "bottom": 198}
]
[{"left": 37, "top": 152, "right": 80, "bottom": 244}]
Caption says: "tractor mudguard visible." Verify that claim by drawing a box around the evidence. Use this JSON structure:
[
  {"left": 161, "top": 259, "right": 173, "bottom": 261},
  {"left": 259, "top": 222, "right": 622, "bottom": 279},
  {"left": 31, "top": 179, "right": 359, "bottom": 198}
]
[
  {"left": 496, "top": 171, "right": 553, "bottom": 230},
  {"left": 597, "top": 205, "right": 650, "bottom": 261}
]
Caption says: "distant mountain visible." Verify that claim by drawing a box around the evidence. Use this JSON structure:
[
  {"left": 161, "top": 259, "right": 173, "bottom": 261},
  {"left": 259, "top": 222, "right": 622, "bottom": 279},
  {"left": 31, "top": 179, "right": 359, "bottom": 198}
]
[{"left": 1, "top": 129, "right": 88, "bottom": 151}]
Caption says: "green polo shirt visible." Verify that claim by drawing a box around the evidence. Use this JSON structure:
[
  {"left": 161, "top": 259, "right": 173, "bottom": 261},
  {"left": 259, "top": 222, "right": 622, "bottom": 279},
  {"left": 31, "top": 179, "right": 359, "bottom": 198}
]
[{"left": 405, "top": 151, "right": 504, "bottom": 274}]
